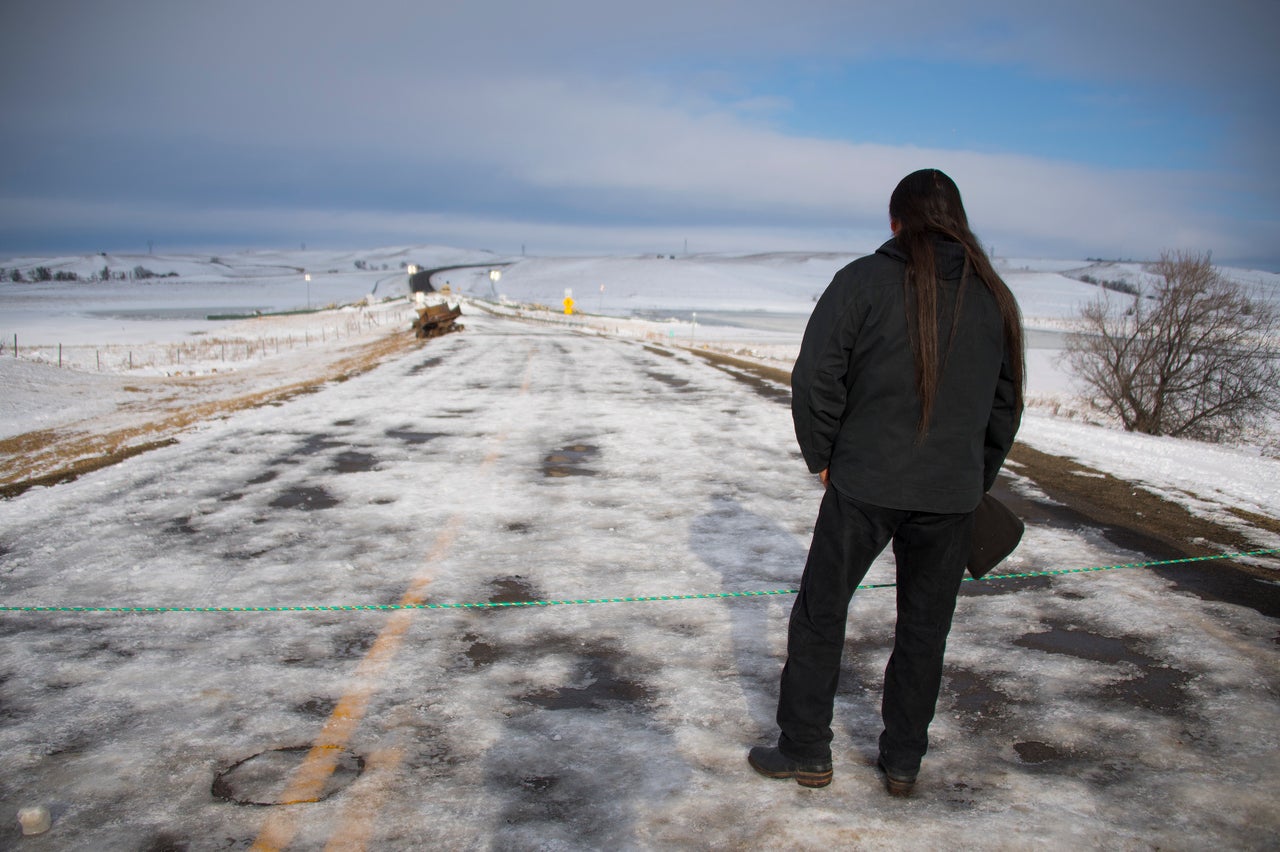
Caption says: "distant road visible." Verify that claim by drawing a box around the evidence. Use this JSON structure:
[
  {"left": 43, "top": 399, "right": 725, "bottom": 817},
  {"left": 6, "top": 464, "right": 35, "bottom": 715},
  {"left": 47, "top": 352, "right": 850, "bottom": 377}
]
[{"left": 410, "top": 262, "right": 512, "bottom": 294}]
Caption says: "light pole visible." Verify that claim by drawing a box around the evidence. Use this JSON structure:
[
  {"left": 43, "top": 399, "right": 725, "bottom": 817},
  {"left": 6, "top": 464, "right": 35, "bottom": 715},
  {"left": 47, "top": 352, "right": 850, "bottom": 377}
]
[{"left": 407, "top": 265, "right": 420, "bottom": 305}]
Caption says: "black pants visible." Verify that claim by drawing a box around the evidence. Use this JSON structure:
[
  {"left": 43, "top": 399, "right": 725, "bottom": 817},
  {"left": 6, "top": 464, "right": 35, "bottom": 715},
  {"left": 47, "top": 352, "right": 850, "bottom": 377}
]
[{"left": 776, "top": 487, "right": 972, "bottom": 773}]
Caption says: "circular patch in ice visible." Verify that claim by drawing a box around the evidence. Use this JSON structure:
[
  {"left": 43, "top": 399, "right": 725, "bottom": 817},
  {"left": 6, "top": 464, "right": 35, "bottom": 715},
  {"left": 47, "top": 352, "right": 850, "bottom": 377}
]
[{"left": 212, "top": 745, "right": 365, "bottom": 806}]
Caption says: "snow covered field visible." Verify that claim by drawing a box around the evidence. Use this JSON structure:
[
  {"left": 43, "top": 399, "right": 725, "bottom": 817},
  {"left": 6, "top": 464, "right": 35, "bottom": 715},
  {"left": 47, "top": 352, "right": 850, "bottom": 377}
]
[{"left": 1, "top": 246, "right": 1277, "bottom": 848}]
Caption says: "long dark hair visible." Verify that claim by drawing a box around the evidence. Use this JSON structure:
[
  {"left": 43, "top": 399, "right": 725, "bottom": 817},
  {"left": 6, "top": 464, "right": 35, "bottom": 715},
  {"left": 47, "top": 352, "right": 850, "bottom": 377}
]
[{"left": 888, "top": 168, "right": 1024, "bottom": 437}]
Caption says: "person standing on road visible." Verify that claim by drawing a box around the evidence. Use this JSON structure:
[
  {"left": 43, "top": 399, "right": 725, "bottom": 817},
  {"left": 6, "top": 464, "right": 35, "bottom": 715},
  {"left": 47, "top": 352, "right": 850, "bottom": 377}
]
[{"left": 749, "top": 169, "right": 1024, "bottom": 794}]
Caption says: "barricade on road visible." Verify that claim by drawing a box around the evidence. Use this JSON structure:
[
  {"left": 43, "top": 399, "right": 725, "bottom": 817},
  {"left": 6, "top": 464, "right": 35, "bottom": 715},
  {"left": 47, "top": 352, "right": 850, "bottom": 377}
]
[{"left": 412, "top": 302, "right": 463, "bottom": 338}]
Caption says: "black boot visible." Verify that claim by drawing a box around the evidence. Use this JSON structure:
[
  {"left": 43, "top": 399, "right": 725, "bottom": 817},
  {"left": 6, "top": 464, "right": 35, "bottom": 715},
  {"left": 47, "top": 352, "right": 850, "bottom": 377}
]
[
  {"left": 747, "top": 746, "right": 833, "bottom": 788},
  {"left": 876, "top": 756, "right": 916, "bottom": 797}
]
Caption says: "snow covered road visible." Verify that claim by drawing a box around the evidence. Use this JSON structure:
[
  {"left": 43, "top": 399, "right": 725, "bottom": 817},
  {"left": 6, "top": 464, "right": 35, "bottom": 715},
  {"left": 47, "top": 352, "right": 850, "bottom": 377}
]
[{"left": 1, "top": 313, "right": 1277, "bottom": 849}]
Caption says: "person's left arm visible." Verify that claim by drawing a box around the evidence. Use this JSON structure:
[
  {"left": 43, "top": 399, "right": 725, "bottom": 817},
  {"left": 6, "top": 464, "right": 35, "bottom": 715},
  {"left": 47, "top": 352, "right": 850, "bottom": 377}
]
[{"left": 983, "top": 340, "right": 1022, "bottom": 491}]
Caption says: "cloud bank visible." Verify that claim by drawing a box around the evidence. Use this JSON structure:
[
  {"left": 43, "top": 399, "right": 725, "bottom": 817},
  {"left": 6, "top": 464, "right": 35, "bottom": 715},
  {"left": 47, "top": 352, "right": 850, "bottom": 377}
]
[{"left": 1, "top": 1, "right": 1276, "bottom": 266}]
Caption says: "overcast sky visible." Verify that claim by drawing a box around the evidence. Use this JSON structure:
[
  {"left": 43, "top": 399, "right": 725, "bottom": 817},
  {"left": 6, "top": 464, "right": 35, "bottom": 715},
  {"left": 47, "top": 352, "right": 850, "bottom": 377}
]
[{"left": 1, "top": 0, "right": 1277, "bottom": 267}]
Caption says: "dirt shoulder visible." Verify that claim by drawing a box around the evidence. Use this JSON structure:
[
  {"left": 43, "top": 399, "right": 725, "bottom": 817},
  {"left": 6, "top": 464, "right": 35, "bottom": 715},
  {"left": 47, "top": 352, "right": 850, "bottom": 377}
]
[{"left": 1005, "top": 443, "right": 1279, "bottom": 566}]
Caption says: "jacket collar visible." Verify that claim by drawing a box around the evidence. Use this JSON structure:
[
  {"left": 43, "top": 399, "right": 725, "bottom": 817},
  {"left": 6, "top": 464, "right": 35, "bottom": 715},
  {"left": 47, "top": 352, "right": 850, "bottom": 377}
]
[{"left": 876, "top": 235, "right": 968, "bottom": 278}]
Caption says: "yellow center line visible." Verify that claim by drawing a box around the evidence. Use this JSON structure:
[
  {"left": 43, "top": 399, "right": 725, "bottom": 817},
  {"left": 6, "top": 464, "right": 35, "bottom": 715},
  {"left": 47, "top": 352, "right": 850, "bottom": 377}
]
[
  {"left": 251, "top": 343, "right": 538, "bottom": 851},
  {"left": 322, "top": 746, "right": 409, "bottom": 852}
]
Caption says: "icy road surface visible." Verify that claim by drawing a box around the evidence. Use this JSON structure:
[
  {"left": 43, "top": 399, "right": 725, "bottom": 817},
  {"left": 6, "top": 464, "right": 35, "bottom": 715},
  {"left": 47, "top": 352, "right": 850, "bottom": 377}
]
[{"left": 1, "top": 313, "right": 1277, "bottom": 850}]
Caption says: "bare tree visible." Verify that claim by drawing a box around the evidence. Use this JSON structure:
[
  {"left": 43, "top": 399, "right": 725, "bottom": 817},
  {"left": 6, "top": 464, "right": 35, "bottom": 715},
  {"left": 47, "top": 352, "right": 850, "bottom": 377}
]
[{"left": 1064, "top": 250, "right": 1280, "bottom": 440}]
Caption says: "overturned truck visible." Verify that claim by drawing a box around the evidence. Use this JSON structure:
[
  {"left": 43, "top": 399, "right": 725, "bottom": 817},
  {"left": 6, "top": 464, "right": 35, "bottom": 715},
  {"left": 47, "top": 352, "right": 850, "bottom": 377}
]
[{"left": 412, "top": 301, "right": 464, "bottom": 338}]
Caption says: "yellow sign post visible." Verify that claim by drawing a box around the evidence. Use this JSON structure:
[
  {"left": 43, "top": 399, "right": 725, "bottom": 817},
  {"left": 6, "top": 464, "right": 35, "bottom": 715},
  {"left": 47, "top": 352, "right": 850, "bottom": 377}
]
[{"left": 563, "top": 296, "right": 575, "bottom": 315}]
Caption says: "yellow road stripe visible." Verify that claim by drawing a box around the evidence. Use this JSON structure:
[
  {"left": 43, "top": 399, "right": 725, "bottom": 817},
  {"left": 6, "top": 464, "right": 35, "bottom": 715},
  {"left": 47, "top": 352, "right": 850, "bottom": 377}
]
[
  {"left": 322, "top": 746, "right": 408, "bottom": 852},
  {"left": 251, "top": 343, "right": 537, "bottom": 850}
]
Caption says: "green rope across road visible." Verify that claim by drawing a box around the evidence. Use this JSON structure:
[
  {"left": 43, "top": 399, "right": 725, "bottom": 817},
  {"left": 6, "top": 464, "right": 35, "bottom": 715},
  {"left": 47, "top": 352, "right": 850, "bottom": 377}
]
[{"left": 1, "top": 549, "right": 1275, "bottom": 615}]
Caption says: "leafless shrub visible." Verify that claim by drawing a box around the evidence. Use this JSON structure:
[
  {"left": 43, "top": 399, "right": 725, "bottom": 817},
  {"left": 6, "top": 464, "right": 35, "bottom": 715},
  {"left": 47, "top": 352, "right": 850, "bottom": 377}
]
[{"left": 1064, "top": 250, "right": 1280, "bottom": 441}]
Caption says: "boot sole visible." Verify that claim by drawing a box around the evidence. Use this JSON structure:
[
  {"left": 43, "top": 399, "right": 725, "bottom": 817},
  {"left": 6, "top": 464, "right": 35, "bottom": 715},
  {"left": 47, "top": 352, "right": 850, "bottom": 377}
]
[
  {"left": 748, "top": 754, "right": 833, "bottom": 788},
  {"left": 883, "top": 776, "right": 914, "bottom": 797},
  {"left": 876, "top": 758, "right": 916, "bottom": 797}
]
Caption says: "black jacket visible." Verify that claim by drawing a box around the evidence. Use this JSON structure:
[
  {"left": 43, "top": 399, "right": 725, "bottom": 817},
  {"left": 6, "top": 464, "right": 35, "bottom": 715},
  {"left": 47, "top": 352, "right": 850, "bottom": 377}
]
[{"left": 791, "top": 237, "right": 1020, "bottom": 514}]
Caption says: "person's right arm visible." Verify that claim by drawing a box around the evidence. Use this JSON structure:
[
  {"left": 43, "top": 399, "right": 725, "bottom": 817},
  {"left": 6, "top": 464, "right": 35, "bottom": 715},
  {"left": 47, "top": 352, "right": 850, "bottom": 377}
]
[{"left": 791, "top": 273, "right": 859, "bottom": 476}]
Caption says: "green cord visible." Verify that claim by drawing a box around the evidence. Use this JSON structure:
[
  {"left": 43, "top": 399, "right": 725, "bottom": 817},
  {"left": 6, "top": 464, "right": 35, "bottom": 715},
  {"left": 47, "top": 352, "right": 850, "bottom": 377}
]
[{"left": 1, "top": 549, "right": 1275, "bottom": 615}]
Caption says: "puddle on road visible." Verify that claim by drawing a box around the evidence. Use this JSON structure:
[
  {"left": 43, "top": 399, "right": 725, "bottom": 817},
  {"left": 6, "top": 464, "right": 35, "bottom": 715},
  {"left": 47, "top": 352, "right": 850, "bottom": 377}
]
[
  {"left": 330, "top": 450, "right": 379, "bottom": 473},
  {"left": 1005, "top": 738, "right": 1135, "bottom": 789},
  {"left": 408, "top": 356, "right": 444, "bottom": 376},
  {"left": 521, "top": 674, "right": 651, "bottom": 711},
  {"left": 333, "top": 630, "right": 378, "bottom": 660},
  {"left": 1013, "top": 625, "right": 1192, "bottom": 712},
  {"left": 520, "top": 775, "right": 558, "bottom": 792},
  {"left": 456, "top": 576, "right": 544, "bottom": 667},
  {"left": 645, "top": 370, "right": 692, "bottom": 391},
  {"left": 487, "top": 575, "right": 540, "bottom": 605},
  {"left": 269, "top": 486, "right": 339, "bottom": 510},
  {"left": 295, "top": 434, "right": 345, "bottom": 457},
  {"left": 1014, "top": 740, "right": 1066, "bottom": 764},
  {"left": 542, "top": 444, "right": 599, "bottom": 478},
  {"left": 223, "top": 546, "right": 271, "bottom": 562},
  {"left": 168, "top": 516, "right": 197, "bottom": 536},
  {"left": 435, "top": 408, "right": 477, "bottom": 419},
  {"left": 1014, "top": 627, "right": 1136, "bottom": 664},
  {"left": 453, "top": 618, "right": 656, "bottom": 715},
  {"left": 385, "top": 428, "right": 447, "bottom": 445},
  {"left": 212, "top": 746, "right": 364, "bottom": 806},
  {"left": 462, "top": 632, "right": 501, "bottom": 668},
  {"left": 945, "top": 667, "right": 1017, "bottom": 724},
  {"left": 295, "top": 697, "right": 337, "bottom": 718},
  {"left": 520, "top": 645, "right": 655, "bottom": 711}
]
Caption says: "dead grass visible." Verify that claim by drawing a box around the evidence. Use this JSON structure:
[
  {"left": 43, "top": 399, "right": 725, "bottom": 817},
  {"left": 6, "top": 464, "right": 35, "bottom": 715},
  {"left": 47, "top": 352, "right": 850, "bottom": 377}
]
[{"left": 681, "top": 346, "right": 792, "bottom": 385}]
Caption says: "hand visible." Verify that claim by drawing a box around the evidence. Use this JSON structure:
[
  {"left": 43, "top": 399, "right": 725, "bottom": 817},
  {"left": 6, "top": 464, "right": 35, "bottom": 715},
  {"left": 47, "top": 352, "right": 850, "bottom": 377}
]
[{"left": 819, "top": 468, "right": 830, "bottom": 489}]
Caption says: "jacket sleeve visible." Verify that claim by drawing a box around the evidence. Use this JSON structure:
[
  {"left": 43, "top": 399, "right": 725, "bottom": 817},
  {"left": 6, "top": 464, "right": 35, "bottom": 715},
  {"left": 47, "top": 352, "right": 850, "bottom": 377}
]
[
  {"left": 791, "top": 276, "right": 859, "bottom": 474},
  {"left": 983, "top": 340, "right": 1021, "bottom": 491}
]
